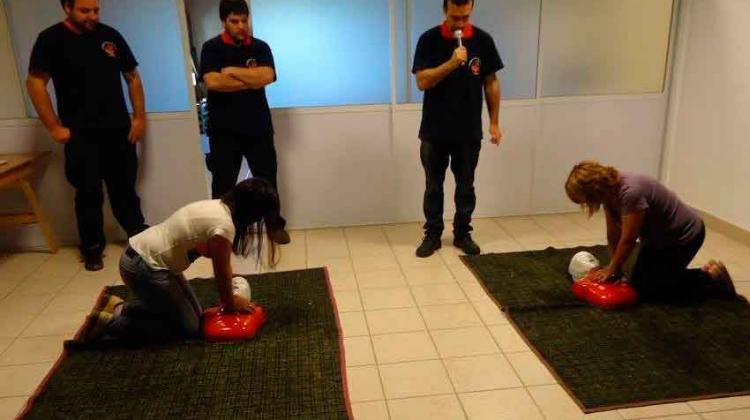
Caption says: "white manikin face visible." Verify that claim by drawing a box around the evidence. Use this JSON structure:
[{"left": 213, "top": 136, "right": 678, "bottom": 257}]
[
  {"left": 232, "top": 277, "right": 252, "bottom": 300},
  {"left": 568, "top": 251, "right": 600, "bottom": 281}
]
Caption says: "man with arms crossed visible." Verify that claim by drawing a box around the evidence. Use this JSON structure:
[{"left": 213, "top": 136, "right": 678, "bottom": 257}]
[{"left": 200, "top": 0, "right": 290, "bottom": 244}]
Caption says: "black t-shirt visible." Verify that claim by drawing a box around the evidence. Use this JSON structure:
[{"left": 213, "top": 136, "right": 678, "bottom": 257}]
[
  {"left": 200, "top": 35, "right": 276, "bottom": 137},
  {"left": 412, "top": 25, "right": 503, "bottom": 143},
  {"left": 29, "top": 22, "right": 138, "bottom": 133}
]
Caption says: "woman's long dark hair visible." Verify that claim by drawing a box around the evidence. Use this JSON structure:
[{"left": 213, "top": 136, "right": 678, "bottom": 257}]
[{"left": 221, "top": 178, "right": 280, "bottom": 266}]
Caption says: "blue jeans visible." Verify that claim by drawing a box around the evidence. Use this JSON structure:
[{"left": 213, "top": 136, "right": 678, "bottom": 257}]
[{"left": 109, "top": 247, "right": 202, "bottom": 340}]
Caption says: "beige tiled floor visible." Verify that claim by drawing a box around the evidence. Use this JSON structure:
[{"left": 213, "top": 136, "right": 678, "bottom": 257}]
[{"left": 1, "top": 213, "right": 750, "bottom": 419}]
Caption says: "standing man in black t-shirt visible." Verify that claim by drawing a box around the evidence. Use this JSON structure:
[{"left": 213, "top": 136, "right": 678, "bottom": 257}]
[
  {"left": 413, "top": 0, "right": 504, "bottom": 258},
  {"left": 199, "top": 0, "right": 290, "bottom": 245},
  {"left": 26, "top": 0, "right": 148, "bottom": 271}
]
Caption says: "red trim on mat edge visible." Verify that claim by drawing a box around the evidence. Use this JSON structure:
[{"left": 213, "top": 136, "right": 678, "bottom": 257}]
[
  {"left": 323, "top": 266, "right": 355, "bottom": 420},
  {"left": 15, "top": 286, "right": 109, "bottom": 420},
  {"left": 19, "top": 272, "right": 353, "bottom": 419}
]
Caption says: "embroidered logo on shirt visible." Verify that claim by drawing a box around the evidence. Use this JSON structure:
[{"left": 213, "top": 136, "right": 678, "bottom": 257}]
[
  {"left": 469, "top": 57, "right": 481, "bottom": 76},
  {"left": 245, "top": 58, "right": 257, "bottom": 68},
  {"left": 102, "top": 41, "right": 118, "bottom": 58}
]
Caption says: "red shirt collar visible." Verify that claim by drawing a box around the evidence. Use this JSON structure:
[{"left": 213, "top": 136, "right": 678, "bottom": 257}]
[
  {"left": 63, "top": 19, "right": 83, "bottom": 35},
  {"left": 440, "top": 21, "right": 474, "bottom": 40},
  {"left": 221, "top": 31, "right": 252, "bottom": 47}
]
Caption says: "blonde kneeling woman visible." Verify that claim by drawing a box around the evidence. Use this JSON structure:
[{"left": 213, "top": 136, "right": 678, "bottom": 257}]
[
  {"left": 565, "top": 161, "right": 735, "bottom": 303},
  {"left": 87, "top": 178, "right": 280, "bottom": 342}
]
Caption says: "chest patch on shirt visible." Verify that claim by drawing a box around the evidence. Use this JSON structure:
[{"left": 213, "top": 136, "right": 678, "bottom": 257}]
[
  {"left": 469, "top": 57, "right": 481, "bottom": 76},
  {"left": 101, "top": 41, "right": 118, "bottom": 58}
]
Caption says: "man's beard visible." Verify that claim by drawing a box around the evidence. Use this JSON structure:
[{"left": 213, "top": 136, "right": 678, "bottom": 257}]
[{"left": 70, "top": 18, "right": 97, "bottom": 32}]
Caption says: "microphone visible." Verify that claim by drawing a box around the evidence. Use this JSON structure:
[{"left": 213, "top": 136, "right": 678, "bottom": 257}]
[{"left": 454, "top": 29, "right": 465, "bottom": 65}]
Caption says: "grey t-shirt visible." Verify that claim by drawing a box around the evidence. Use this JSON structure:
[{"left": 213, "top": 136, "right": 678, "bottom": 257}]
[{"left": 612, "top": 173, "right": 703, "bottom": 248}]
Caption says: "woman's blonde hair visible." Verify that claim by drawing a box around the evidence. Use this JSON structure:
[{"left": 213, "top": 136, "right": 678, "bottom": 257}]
[{"left": 565, "top": 161, "right": 621, "bottom": 217}]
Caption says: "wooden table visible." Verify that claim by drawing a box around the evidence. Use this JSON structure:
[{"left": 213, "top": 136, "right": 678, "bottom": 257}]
[{"left": 0, "top": 153, "right": 59, "bottom": 253}]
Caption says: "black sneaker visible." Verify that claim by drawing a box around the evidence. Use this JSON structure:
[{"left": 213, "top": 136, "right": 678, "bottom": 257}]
[
  {"left": 83, "top": 253, "right": 104, "bottom": 271},
  {"left": 416, "top": 236, "right": 442, "bottom": 258},
  {"left": 270, "top": 228, "right": 291, "bottom": 245},
  {"left": 453, "top": 235, "right": 480, "bottom": 255}
]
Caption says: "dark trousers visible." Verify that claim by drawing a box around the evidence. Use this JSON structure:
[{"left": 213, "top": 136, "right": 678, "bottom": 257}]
[
  {"left": 64, "top": 131, "right": 147, "bottom": 257},
  {"left": 630, "top": 224, "right": 714, "bottom": 303},
  {"left": 207, "top": 131, "right": 286, "bottom": 230},
  {"left": 420, "top": 140, "right": 481, "bottom": 238}
]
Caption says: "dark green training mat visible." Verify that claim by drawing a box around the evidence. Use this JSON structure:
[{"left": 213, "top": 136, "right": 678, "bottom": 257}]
[
  {"left": 462, "top": 246, "right": 750, "bottom": 412},
  {"left": 20, "top": 268, "right": 351, "bottom": 420}
]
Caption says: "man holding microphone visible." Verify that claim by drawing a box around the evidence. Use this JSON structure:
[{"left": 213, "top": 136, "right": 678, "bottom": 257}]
[{"left": 412, "top": 0, "right": 504, "bottom": 257}]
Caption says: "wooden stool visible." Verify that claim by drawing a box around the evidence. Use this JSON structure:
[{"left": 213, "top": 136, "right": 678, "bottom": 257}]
[{"left": 0, "top": 152, "right": 59, "bottom": 253}]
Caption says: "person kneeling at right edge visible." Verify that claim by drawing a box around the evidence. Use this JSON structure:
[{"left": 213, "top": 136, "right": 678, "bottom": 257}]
[
  {"left": 84, "top": 178, "right": 280, "bottom": 343},
  {"left": 565, "top": 161, "right": 736, "bottom": 304}
]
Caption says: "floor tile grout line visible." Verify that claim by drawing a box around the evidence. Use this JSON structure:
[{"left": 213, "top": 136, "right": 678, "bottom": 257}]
[
  {"left": 373, "top": 352, "right": 509, "bottom": 369},
  {"left": 449, "top": 219, "right": 561, "bottom": 420},
  {"left": 383, "top": 228, "right": 478, "bottom": 420},
  {"left": 4, "top": 223, "right": 750, "bottom": 417},
  {"left": 488, "top": 218, "right": 531, "bottom": 252},
  {"left": 691, "top": 406, "right": 750, "bottom": 415},
  {"left": 1, "top": 250, "right": 116, "bottom": 371},
  {"left": 532, "top": 213, "right": 602, "bottom": 241},
  {"left": 492, "top": 218, "right": 537, "bottom": 246},
  {"left": 338, "top": 383, "right": 714, "bottom": 415},
  {"left": 0, "top": 254, "right": 71, "bottom": 364},
  {"left": 492, "top": 215, "right": 555, "bottom": 244},
  {"left": 342, "top": 226, "right": 393, "bottom": 420},
  {"left": 474, "top": 292, "right": 551, "bottom": 416},
  {"left": 0, "top": 356, "right": 63, "bottom": 369},
  {"left": 0, "top": 394, "right": 32, "bottom": 399},
  {"left": 0, "top": 360, "right": 56, "bottom": 369},
  {"left": 619, "top": 410, "right": 698, "bottom": 420}
]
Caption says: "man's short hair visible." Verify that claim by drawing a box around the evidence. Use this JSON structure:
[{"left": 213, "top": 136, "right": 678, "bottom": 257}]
[
  {"left": 443, "top": 0, "right": 474, "bottom": 10},
  {"left": 220, "top": 0, "right": 249, "bottom": 21}
]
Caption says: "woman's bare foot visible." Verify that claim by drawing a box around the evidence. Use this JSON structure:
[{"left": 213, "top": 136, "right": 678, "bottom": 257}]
[
  {"left": 93, "top": 294, "right": 124, "bottom": 315},
  {"left": 83, "top": 311, "right": 114, "bottom": 342},
  {"left": 701, "top": 260, "right": 736, "bottom": 299}
]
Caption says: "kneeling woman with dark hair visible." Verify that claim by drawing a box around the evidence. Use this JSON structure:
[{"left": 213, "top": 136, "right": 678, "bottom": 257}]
[
  {"left": 565, "top": 161, "right": 735, "bottom": 303},
  {"left": 88, "top": 178, "right": 280, "bottom": 341}
]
